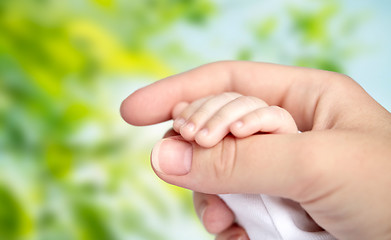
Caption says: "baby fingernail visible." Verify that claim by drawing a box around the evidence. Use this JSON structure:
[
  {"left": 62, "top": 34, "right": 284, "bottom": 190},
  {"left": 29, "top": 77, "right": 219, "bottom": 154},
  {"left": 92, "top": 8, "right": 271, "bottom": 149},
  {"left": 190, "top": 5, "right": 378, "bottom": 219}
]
[
  {"left": 151, "top": 138, "right": 192, "bottom": 176},
  {"left": 174, "top": 118, "right": 186, "bottom": 128},
  {"left": 184, "top": 122, "right": 195, "bottom": 132},
  {"left": 234, "top": 121, "right": 244, "bottom": 128},
  {"left": 199, "top": 128, "right": 209, "bottom": 136}
]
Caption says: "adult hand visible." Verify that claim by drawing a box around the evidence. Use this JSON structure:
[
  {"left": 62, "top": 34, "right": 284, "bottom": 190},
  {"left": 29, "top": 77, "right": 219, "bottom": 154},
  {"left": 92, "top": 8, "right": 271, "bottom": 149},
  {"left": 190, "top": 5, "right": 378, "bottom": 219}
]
[
  {"left": 120, "top": 61, "right": 391, "bottom": 240},
  {"left": 163, "top": 129, "right": 248, "bottom": 239}
]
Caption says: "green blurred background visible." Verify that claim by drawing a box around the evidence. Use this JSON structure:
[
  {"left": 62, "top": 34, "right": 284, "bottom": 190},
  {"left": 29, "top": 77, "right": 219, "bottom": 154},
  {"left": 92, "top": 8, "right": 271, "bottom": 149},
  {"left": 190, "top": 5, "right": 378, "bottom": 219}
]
[{"left": 0, "top": 0, "right": 390, "bottom": 239}]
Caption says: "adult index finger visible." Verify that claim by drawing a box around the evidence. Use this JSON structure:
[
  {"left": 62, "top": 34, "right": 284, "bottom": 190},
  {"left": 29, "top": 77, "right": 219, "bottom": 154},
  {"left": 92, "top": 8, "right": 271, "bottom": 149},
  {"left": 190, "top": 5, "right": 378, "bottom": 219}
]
[{"left": 120, "top": 61, "right": 343, "bottom": 130}]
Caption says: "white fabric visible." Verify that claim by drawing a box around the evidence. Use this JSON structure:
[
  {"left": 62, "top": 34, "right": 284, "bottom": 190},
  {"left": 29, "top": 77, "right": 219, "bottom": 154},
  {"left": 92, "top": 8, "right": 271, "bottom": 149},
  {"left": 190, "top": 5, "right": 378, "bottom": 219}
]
[{"left": 219, "top": 194, "right": 336, "bottom": 240}]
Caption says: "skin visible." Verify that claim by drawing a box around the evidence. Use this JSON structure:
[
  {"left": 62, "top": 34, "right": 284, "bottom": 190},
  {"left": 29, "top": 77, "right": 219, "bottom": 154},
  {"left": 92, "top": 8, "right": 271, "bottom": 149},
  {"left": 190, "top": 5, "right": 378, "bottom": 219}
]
[
  {"left": 120, "top": 61, "right": 391, "bottom": 240},
  {"left": 171, "top": 92, "right": 298, "bottom": 147},
  {"left": 171, "top": 93, "right": 299, "bottom": 238}
]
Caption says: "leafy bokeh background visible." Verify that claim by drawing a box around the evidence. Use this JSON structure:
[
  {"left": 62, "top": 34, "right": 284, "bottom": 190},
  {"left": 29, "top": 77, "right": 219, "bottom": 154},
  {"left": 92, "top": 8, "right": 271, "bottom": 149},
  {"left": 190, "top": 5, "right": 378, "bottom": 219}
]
[{"left": 0, "top": 0, "right": 390, "bottom": 239}]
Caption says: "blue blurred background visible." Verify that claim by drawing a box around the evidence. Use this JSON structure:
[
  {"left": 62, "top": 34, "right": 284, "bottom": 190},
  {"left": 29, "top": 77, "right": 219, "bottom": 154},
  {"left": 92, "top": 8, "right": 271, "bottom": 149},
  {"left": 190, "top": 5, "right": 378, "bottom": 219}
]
[{"left": 0, "top": 0, "right": 390, "bottom": 239}]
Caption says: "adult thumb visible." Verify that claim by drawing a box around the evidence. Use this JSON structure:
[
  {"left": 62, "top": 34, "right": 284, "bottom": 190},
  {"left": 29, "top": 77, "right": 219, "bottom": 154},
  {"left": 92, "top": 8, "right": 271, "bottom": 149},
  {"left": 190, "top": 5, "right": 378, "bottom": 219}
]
[{"left": 151, "top": 134, "right": 314, "bottom": 201}]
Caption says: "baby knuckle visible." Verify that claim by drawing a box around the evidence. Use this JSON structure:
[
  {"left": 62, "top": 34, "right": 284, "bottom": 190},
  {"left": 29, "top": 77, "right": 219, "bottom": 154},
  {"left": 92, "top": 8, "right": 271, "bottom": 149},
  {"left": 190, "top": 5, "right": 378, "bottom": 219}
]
[
  {"left": 237, "top": 96, "right": 265, "bottom": 108},
  {"left": 269, "top": 106, "right": 288, "bottom": 120},
  {"left": 211, "top": 111, "right": 226, "bottom": 122},
  {"left": 253, "top": 108, "right": 267, "bottom": 120}
]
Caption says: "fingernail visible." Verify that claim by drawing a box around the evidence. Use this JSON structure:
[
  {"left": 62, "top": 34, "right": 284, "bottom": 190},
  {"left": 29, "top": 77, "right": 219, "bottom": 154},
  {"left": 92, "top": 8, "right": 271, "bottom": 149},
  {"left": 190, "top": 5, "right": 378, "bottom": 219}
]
[
  {"left": 234, "top": 121, "right": 243, "bottom": 128},
  {"left": 151, "top": 139, "right": 192, "bottom": 175},
  {"left": 199, "top": 128, "right": 209, "bottom": 136},
  {"left": 184, "top": 122, "right": 195, "bottom": 132},
  {"left": 175, "top": 118, "right": 186, "bottom": 128}
]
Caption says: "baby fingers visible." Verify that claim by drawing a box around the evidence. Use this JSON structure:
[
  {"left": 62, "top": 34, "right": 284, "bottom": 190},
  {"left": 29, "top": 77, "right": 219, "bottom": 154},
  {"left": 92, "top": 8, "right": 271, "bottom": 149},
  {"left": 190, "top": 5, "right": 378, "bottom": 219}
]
[
  {"left": 230, "top": 106, "right": 298, "bottom": 138},
  {"left": 173, "top": 92, "right": 243, "bottom": 141},
  {"left": 193, "top": 96, "right": 269, "bottom": 147}
]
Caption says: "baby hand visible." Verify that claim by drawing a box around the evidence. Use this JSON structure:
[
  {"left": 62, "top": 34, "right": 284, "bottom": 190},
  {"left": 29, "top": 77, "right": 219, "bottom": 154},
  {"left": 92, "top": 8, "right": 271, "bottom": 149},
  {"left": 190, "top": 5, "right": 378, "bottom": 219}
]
[{"left": 172, "top": 92, "right": 298, "bottom": 148}]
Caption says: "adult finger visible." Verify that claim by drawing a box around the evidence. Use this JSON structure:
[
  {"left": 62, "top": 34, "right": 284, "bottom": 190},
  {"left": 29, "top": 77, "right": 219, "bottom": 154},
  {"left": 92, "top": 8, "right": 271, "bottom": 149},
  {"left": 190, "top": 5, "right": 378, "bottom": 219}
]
[
  {"left": 193, "top": 192, "right": 235, "bottom": 234},
  {"left": 151, "top": 133, "right": 312, "bottom": 198},
  {"left": 120, "top": 61, "right": 351, "bottom": 130},
  {"left": 151, "top": 130, "right": 390, "bottom": 209},
  {"left": 171, "top": 102, "right": 189, "bottom": 120},
  {"left": 151, "top": 130, "right": 391, "bottom": 239},
  {"left": 215, "top": 224, "right": 249, "bottom": 240}
]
